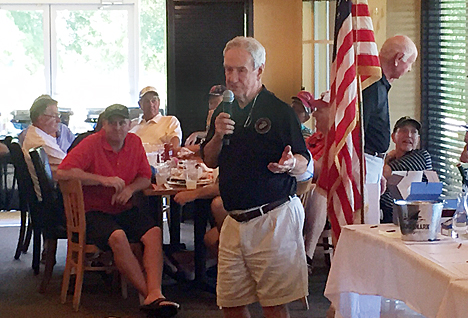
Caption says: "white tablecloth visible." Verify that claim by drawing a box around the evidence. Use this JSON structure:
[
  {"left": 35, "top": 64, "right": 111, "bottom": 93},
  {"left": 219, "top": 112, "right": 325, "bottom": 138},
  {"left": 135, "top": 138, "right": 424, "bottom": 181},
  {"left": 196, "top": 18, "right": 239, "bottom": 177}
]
[{"left": 325, "top": 224, "right": 468, "bottom": 318}]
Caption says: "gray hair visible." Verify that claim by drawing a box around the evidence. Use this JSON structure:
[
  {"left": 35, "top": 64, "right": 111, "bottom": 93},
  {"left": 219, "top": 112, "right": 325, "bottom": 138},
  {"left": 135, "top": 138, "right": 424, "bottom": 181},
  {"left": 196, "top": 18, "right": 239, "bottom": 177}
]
[
  {"left": 30, "top": 95, "right": 57, "bottom": 123},
  {"left": 223, "top": 36, "right": 266, "bottom": 69},
  {"left": 380, "top": 35, "right": 418, "bottom": 63}
]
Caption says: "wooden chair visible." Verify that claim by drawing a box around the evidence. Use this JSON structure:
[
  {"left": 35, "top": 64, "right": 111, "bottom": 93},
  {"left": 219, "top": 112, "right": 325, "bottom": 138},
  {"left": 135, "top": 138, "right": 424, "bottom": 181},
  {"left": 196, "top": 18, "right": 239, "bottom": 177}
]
[
  {"left": 296, "top": 178, "right": 313, "bottom": 310},
  {"left": 296, "top": 178, "right": 313, "bottom": 202},
  {"left": 299, "top": 180, "right": 333, "bottom": 267},
  {"left": 59, "top": 178, "right": 128, "bottom": 311}
]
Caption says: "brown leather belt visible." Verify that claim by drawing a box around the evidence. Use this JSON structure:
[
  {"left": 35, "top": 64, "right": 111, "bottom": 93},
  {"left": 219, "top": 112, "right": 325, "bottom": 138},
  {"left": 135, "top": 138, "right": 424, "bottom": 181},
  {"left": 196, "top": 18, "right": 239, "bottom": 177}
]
[{"left": 229, "top": 197, "right": 290, "bottom": 223}]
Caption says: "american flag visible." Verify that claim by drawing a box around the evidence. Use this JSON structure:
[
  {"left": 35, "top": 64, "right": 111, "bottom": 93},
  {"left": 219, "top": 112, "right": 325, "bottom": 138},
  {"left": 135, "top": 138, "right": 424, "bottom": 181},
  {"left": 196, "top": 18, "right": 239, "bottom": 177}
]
[{"left": 316, "top": 0, "right": 381, "bottom": 240}]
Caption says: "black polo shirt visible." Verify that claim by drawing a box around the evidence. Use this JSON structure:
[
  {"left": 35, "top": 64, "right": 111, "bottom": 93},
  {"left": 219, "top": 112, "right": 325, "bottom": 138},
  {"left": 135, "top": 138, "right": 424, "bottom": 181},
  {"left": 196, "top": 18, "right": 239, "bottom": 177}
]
[
  {"left": 201, "top": 86, "right": 310, "bottom": 211},
  {"left": 362, "top": 74, "right": 391, "bottom": 154}
]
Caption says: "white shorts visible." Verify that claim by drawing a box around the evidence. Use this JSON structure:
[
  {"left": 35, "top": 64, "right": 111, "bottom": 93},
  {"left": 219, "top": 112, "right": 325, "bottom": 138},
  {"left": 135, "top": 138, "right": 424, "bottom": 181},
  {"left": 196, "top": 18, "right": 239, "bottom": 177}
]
[{"left": 217, "top": 196, "right": 308, "bottom": 308}]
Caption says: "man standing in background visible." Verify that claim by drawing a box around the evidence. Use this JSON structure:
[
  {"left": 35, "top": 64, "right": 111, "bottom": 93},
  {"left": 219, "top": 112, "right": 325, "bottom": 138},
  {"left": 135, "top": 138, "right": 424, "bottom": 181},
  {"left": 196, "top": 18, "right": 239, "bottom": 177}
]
[{"left": 363, "top": 35, "right": 418, "bottom": 187}]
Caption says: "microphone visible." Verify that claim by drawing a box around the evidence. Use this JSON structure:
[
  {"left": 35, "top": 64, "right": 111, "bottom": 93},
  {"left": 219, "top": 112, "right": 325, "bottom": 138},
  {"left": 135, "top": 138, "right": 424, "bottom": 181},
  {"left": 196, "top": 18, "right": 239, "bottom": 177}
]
[{"left": 222, "top": 90, "right": 234, "bottom": 146}]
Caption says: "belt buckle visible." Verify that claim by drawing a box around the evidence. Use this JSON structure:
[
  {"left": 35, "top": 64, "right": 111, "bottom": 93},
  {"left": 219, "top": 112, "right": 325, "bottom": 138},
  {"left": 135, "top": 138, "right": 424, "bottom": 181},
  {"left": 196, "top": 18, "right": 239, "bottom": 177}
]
[{"left": 258, "top": 205, "right": 264, "bottom": 215}]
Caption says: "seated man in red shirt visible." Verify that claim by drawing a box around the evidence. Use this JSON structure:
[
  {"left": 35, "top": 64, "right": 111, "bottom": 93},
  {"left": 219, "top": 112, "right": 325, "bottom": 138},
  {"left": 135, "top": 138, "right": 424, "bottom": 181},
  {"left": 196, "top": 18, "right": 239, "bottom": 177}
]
[{"left": 57, "top": 104, "right": 178, "bottom": 317}]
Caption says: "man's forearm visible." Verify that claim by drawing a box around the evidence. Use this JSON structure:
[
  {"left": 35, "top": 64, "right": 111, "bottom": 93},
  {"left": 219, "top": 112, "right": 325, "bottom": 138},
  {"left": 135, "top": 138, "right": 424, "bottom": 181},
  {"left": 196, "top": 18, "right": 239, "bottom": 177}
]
[
  {"left": 202, "top": 135, "right": 223, "bottom": 168},
  {"left": 170, "top": 136, "right": 181, "bottom": 148},
  {"left": 289, "top": 154, "right": 308, "bottom": 176},
  {"left": 57, "top": 168, "right": 104, "bottom": 185},
  {"left": 126, "top": 177, "right": 151, "bottom": 194}
]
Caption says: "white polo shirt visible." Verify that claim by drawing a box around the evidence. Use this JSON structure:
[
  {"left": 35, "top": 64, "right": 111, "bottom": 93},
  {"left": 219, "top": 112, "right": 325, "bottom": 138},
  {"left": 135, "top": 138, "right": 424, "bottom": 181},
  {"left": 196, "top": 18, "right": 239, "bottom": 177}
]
[{"left": 130, "top": 113, "right": 182, "bottom": 146}]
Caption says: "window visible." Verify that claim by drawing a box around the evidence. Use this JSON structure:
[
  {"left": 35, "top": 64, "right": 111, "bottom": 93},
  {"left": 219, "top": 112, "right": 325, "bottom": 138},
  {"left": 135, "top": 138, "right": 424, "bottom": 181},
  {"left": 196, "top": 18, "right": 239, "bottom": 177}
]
[
  {"left": 0, "top": 0, "right": 166, "bottom": 135},
  {"left": 421, "top": 0, "right": 468, "bottom": 196},
  {"left": 302, "top": 0, "right": 335, "bottom": 96}
]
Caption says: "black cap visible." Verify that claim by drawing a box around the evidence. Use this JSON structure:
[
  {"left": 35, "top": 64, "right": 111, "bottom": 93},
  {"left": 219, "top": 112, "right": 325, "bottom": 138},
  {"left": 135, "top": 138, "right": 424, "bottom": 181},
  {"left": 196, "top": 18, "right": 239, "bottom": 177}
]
[
  {"left": 102, "top": 104, "right": 129, "bottom": 120},
  {"left": 393, "top": 116, "right": 421, "bottom": 133},
  {"left": 209, "top": 85, "right": 227, "bottom": 96}
]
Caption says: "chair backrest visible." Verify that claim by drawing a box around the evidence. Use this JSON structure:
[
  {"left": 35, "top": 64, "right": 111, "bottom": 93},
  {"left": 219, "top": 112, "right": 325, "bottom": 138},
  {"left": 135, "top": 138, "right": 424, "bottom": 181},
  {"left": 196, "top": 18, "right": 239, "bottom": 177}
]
[
  {"left": 29, "top": 146, "right": 56, "bottom": 204},
  {"left": 7, "top": 141, "right": 38, "bottom": 207},
  {"left": 296, "top": 178, "right": 313, "bottom": 207},
  {"left": 58, "top": 179, "right": 86, "bottom": 246},
  {"left": 297, "top": 178, "right": 312, "bottom": 196}
]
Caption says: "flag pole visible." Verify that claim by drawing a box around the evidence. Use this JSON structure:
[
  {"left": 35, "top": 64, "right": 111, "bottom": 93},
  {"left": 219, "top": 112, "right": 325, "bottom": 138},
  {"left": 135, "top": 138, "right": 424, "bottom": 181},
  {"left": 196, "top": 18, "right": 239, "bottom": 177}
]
[{"left": 357, "top": 75, "right": 366, "bottom": 224}]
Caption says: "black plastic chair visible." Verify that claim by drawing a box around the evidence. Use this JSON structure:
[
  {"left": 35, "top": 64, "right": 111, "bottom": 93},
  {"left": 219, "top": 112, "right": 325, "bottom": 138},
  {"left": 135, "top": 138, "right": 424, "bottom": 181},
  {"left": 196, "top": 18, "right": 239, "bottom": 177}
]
[
  {"left": 6, "top": 141, "right": 37, "bottom": 265},
  {"left": 29, "top": 146, "right": 66, "bottom": 293}
]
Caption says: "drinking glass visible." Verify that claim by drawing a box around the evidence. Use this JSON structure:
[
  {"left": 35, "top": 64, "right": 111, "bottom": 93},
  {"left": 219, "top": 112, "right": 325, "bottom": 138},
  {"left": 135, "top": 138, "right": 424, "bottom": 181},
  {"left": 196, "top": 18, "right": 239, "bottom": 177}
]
[
  {"left": 155, "top": 163, "right": 170, "bottom": 186},
  {"left": 452, "top": 193, "right": 468, "bottom": 238},
  {"left": 185, "top": 160, "right": 198, "bottom": 190}
]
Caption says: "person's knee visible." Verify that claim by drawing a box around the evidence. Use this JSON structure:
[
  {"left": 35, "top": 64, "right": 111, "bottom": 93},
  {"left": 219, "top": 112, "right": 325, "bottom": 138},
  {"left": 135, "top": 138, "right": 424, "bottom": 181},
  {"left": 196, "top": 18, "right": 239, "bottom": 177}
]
[
  {"left": 140, "top": 226, "right": 162, "bottom": 245},
  {"left": 262, "top": 304, "right": 289, "bottom": 318},
  {"left": 223, "top": 305, "right": 250, "bottom": 318},
  {"left": 108, "top": 229, "right": 129, "bottom": 251}
]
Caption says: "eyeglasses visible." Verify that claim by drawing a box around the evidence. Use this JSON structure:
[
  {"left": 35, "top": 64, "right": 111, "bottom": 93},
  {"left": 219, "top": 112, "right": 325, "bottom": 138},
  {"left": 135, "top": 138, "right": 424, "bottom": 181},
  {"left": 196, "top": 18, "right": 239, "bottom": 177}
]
[{"left": 42, "top": 113, "right": 60, "bottom": 120}]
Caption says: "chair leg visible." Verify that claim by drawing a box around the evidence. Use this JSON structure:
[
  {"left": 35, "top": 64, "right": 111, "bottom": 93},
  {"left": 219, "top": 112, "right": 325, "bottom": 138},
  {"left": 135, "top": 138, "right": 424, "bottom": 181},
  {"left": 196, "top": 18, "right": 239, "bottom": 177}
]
[
  {"left": 22, "top": 214, "right": 33, "bottom": 253},
  {"left": 300, "top": 296, "right": 309, "bottom": 310},
  {"left": 39, "top": 238, "right": 58, "bottom": 293},
  {"left": 121, "top": 275, "right": 128, "bottom": 299},
  {"left": 61, "top": 249, "right": 74, "bottom": 304},
  {"left": 73, "top": 249, "right": 85, "bottom": 311},
  {"left": 32, "top": 227, "right": 41, "bottom": 275},
  {"left": 14, "top": 209, "right": 28, "bottom": 260},
  {"left": 322, "top": 233, "right": 333, "bottom": 267}
]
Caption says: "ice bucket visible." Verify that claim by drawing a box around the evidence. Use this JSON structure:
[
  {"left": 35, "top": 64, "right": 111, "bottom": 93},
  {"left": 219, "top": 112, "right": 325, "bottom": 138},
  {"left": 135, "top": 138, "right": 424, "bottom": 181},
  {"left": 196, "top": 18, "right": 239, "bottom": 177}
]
[{"left": 394, "top": 200, "right": 444, "bottom": 241}]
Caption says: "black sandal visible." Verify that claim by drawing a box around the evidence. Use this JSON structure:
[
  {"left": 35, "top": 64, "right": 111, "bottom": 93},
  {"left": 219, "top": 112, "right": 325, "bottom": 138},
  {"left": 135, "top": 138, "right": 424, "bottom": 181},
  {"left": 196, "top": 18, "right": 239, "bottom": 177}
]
[{"left": 140, "top": 297, "right": 179, "bottom": 317}]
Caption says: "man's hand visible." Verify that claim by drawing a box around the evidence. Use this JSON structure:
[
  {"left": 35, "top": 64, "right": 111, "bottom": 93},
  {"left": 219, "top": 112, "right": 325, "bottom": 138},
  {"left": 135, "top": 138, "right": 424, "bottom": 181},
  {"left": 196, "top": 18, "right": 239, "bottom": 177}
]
[
  {"left": 185, "top": 132, "right": 199, "bottom": 146},
  {"left": 111, "top": 186, "right": 133, "bottom": 205},
  {"left": 461, "top": 144, "right": 468, "bottom": 163},
  {"left": 100, "top": 176, "right": 125, "bottom": 193},
  {"left": 214, "top": 112, "right": 235, "bottom": 139},
  {"left": 267, "top": 145, "right": 296, "bottom": 174},
  {"left": 380, "top": 175, "right": 387, "bottom": 195},
  {"left": 174, "top": 191, "right": 198, "bottom": 206}
]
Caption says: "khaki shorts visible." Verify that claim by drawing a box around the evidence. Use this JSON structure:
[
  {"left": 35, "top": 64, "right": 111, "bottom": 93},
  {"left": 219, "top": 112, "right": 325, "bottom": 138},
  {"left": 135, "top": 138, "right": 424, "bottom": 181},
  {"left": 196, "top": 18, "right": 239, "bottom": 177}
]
[{"left": 217, "top": 196, "right": 308, "bottom": 308}]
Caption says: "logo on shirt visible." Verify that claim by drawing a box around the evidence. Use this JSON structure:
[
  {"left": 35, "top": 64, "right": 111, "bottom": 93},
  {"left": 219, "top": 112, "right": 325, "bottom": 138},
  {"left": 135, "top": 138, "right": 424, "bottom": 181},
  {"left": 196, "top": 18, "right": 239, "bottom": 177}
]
[{"left": 255, "top": 118, "right": 271, "bottom": 134}]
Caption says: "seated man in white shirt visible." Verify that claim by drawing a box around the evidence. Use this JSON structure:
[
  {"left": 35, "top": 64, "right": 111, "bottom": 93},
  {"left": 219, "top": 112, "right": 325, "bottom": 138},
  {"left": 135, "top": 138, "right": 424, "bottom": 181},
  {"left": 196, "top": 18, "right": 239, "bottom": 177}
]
[
  {"left": 130, "top": 86, "right": 182, "bottom": 150},
  {"left": 22, "top": 95, "right": 67, "bottom": 251},
  {"left": 22, "top": 95, "right": 66, "bottom": 199}
]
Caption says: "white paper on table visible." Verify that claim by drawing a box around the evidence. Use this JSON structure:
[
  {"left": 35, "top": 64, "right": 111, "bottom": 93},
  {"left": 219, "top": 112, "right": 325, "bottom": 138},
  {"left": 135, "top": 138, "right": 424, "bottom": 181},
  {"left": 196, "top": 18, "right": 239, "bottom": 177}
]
[
  {"left": 364, "top": 183, "right": 380, "bottom": 224},
  {"left": 424, "top": 170, "right": 440, "bottom": 183},
  {"left": 406, "top": 242, "right": 468, "bottom": 266},
  {"left": 393, "top": 171, "right": 423, "bottom": 200}
]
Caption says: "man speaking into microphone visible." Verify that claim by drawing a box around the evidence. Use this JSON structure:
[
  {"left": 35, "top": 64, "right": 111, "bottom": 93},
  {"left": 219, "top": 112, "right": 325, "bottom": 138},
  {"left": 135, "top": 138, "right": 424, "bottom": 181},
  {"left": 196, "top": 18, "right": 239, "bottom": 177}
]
[{"left": 201, "top": 36, "right": 310, "bottom": 318}]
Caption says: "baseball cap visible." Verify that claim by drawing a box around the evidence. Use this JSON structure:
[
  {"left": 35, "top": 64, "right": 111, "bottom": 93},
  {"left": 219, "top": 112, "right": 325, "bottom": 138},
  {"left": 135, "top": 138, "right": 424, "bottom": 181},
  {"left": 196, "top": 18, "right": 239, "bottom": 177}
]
[
  {"left": 139, "top": 86, "right": 159, "bottom": 100},
  {"left": 293, "top": 91, "right": 314, "bottom": 114},
  {"left": 209, "top": 85, "right": 227, "bottom": 96},
  {"left": 293, "top": 90, "right": 331, "bottom": 114},
  {"left": 102, "top": 104, "right": 129, "bottom": 120},
  {"left": 393, "top": 116, "right": 421, "bottom": 133}
]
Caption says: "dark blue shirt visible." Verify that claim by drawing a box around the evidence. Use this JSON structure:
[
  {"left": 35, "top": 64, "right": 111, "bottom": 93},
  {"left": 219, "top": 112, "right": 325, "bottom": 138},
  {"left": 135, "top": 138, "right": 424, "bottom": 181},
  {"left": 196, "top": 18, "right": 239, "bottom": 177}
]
[
  {"left": 362, "top": 74, "right": 391, "bottom": 154},
  {"left": 201, "top": 87, "right": 310, "bottom": 211}
]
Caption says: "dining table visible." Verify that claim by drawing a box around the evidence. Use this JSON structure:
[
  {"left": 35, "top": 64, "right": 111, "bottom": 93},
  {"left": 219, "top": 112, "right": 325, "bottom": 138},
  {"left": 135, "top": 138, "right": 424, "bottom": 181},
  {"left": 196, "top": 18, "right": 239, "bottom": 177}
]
[
  {"left": 140, "top": 175, "right": 216, "bottom": 290},
  {"left": 325, "top": 223, "right": 468, "bottom": 318}
]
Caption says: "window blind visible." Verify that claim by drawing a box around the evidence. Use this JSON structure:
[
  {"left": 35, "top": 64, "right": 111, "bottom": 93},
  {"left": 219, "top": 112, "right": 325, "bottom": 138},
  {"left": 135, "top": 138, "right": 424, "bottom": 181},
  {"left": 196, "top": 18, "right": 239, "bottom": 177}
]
[{"left": 421, "top": 0, "right": 468, "bottom": 196}]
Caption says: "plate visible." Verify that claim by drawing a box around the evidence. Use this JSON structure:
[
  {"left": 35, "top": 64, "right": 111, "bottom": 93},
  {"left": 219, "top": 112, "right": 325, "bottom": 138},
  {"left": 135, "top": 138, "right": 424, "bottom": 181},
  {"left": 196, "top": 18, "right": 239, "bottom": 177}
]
[{"left": 167, "top": 178, "right": 212, "bottom": 186}]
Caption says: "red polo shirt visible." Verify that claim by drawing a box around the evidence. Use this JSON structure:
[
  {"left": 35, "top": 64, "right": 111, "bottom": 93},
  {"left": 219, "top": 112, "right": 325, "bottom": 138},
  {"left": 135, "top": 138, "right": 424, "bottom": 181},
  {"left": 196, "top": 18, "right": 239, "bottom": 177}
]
[
  {"left": 306, "top": 131, "right": 325, "bottom": 161},
  {"left": 59, "top": 130, "right": 151, "bottom": 214}
]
